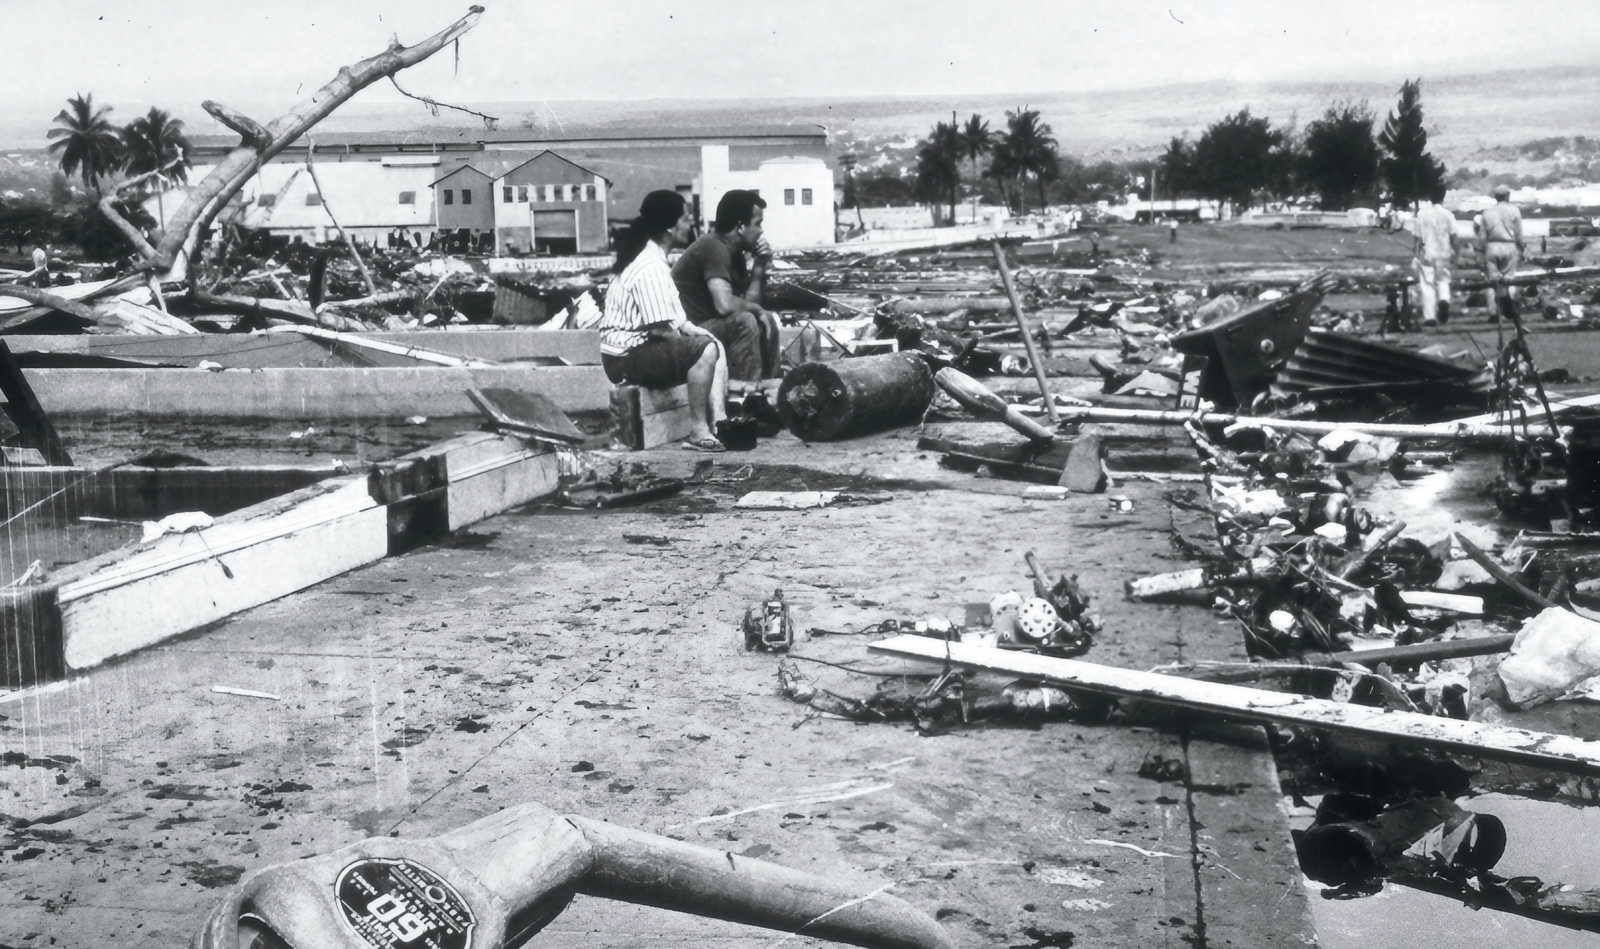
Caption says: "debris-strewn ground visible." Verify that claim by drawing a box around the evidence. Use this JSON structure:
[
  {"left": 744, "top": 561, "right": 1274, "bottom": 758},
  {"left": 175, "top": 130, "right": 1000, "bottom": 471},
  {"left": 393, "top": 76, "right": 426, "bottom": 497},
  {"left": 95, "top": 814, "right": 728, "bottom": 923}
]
[{"left": 0, "top": 424, "right": 1310, "bottom": 948}]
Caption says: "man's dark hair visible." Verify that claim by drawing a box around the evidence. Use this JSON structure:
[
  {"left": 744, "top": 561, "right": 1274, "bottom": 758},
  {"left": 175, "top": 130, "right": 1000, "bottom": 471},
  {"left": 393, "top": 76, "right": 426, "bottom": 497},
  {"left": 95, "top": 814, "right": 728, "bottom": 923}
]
[{"left": 714, "top": 189, "right": 767, "bottom": 233}]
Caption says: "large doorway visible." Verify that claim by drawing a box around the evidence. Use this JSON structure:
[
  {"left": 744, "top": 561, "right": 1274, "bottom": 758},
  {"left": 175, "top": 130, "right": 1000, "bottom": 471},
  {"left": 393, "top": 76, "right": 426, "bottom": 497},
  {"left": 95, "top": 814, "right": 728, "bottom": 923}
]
[{"left": 531, "top": 209, "right": 578, "bottom": 255}]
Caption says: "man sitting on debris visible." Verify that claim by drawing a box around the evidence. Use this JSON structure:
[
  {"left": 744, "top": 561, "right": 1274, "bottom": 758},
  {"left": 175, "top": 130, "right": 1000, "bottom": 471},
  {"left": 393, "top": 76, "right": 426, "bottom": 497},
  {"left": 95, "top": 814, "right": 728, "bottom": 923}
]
[
  {"left": 1479, "top": 184, "right": 1524, "bottom": 323},
  {"left": 1412, "top": 196, "right": 1458, "bottom": 326},
  {"left": 598, "top": 190, "right": 730, "bottom": 452},
  {"left": 672, "top": 189, "right": 781, "bottom": 385}
]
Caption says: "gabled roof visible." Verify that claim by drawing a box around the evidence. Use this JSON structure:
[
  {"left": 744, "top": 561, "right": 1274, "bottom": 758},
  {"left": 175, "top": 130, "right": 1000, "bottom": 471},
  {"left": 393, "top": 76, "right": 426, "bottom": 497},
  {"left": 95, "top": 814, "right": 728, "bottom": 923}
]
[{"left": 429, "top": 151, "right": 607, "bottom": 187}]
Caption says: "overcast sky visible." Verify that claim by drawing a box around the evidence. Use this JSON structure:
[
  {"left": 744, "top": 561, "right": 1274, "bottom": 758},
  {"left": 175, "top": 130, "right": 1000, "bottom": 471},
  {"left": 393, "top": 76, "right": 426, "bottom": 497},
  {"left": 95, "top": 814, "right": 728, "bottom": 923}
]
[{"left": 8, "top": 0, "right": 1598, "bottom": 114}]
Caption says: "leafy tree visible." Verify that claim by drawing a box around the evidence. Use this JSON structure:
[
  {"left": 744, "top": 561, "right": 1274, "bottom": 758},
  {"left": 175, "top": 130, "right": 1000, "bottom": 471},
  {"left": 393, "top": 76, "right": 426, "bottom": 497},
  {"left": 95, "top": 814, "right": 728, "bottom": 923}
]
[
  {"left": 1156, "top": 136, "right": 1196, "bottom": 197},
  {"left": 915, "top": 120, "right": 962, "bottom": 223},
  {"left": 1301, "top": 100, "right": 1380, "bottom": 210},
  {"left": 62, "top": 196, "right": 155, "bottom": 262},
  {"left": 1378, "top": 79, "right": 1447, "bottom": 208},
  {"left": 122, "top": 107, "right": 192, "bottom": 185},
  {"left": 993, "top": 108, "right": 1060, "bottom": 214},
  {"left": 46, "top": 93, "right": 124, "bottom": 194},
  {"left": 1193, "top": 108, "right": 1286, "bottom": 214},
  {"left": 1049, "top": 157, "right": 1132, "bottom": 204},
  {"left": 0, "top": 195, "right": 56, "bottom": 255},
  {"left": 853, "top": 171, "right": 916, "bottom": 208}
]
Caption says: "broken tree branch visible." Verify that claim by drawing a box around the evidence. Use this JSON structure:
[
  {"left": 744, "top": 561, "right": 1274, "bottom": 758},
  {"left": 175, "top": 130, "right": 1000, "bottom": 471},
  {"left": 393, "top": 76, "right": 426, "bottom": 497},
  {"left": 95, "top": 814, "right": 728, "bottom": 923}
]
[
  {"left": 147, "top": 5, "right": 485, "bottom": 278},
  {"left": 202, "top": 101, "right": 270, "bottom": 149},
  {"left": 388, "top": 75, "right": 500, "bottom": 128},
  {"left": 303, "top": 137, "right": 378, "bottom": 297},
  {"left": 0, "top": 285, "right": 99, "bottom": 322}
]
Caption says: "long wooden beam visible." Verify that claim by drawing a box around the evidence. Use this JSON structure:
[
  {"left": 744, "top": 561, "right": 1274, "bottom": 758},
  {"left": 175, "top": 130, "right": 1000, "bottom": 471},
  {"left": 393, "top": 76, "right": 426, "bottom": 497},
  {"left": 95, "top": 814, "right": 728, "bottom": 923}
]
[
  {"left": 1056, "top": 406, "right": 1551, "bottom": 440},
  {"left": 869, "top": 635, "right": 1600, "bottom": 778}
]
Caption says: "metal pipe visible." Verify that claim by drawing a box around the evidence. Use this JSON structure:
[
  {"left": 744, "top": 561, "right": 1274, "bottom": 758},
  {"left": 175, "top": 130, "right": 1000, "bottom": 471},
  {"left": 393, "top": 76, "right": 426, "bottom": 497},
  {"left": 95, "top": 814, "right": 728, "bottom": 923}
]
[{"left": 991, "top": 241, "right": 1059, "bottom": 424}]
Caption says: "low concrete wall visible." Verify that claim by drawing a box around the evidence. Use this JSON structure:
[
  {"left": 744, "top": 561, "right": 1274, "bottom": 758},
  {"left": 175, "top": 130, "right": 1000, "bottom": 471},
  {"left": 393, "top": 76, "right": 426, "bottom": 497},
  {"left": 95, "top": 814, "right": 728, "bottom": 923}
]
[
  {"left": 26, "top": 365, "right": 612, "bottom": 418},
  {"left": 3, "top": 329, "right": 603, "bottom": 367}
]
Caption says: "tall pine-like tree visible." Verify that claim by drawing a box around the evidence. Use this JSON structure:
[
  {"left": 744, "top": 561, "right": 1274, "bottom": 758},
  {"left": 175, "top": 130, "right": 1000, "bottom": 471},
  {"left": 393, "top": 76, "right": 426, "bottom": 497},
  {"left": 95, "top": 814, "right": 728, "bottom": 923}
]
[{"left": 1378, "top": 79, "right": 1447, "bottom": 209}]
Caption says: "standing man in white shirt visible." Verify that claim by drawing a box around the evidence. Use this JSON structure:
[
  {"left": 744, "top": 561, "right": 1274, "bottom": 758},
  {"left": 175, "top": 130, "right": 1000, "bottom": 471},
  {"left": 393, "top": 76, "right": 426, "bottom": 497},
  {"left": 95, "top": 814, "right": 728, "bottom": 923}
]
[{"left": 1412, "top": 198, "right": 1458, "bottom": 326}]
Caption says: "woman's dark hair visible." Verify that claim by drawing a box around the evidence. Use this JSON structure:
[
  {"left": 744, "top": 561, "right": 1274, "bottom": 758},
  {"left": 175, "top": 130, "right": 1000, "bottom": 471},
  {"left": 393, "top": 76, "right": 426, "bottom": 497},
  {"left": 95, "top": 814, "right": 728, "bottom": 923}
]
[{"left": 613, "top": 190, "right": 688, "bottom": 273}]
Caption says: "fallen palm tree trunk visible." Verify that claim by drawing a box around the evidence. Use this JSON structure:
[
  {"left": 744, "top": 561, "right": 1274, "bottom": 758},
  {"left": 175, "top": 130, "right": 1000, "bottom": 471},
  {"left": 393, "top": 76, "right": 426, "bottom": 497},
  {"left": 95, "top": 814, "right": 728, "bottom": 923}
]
[
  {"left": 0, "top": 285, "right": 99, "bottom": 323},
  {"left": 870, "top": 635, "right": 1600, "bottom": 777}
]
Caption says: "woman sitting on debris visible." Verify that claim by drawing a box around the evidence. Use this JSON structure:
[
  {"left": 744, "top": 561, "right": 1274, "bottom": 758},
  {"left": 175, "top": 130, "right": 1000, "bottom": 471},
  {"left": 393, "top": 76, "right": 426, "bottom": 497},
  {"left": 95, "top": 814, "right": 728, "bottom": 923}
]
[{"left": 599, "top": 190, "right": 730, "bottom": 452}]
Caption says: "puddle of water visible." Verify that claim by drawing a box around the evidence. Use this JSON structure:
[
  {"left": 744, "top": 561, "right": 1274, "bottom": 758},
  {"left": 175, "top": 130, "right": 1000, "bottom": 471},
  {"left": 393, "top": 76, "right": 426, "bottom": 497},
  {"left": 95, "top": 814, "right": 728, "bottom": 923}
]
[{"left": 1301, "top": 792, "right": 1600, "bottom": 948}]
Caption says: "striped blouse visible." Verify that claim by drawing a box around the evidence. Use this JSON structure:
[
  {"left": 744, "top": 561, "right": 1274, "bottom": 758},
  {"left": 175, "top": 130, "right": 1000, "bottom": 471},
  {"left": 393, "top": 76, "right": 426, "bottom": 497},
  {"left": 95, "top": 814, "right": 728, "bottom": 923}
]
[{"left": 599, "top": 241, "right": 686, "bottom": 355}]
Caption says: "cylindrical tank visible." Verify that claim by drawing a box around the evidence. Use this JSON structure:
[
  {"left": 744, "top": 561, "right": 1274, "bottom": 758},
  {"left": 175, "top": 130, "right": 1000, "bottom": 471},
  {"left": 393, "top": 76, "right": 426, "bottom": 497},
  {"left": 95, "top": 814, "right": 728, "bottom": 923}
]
[{"left": 777, "top": 352, "right": 936, "bottom": 442}]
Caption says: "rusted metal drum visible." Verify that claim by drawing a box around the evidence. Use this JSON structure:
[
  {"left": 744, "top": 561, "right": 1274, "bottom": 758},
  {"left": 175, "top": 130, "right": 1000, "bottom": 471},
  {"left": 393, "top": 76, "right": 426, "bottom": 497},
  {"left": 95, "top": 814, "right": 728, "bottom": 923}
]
[{"left": 777, "top": 352, "right": 935, "bottom": 442}]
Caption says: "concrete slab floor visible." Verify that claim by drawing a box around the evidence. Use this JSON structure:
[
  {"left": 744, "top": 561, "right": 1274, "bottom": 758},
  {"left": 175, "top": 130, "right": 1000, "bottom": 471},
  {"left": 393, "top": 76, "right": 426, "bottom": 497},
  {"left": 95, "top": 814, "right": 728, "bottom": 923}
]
[{"left": 0, "top": 422, "right": 1311, "bottom": 948}]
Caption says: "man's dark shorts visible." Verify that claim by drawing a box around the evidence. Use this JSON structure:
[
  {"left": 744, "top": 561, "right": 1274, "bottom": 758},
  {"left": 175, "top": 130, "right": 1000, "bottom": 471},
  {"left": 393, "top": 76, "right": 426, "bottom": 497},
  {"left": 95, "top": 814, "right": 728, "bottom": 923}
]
[{"left": 602, "top": 334, "right": 712, "bottom": 388}]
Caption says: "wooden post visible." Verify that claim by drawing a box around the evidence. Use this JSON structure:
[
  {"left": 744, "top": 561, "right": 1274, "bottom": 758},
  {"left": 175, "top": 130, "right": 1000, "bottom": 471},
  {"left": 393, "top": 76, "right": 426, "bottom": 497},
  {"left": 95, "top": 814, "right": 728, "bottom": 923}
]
[
  {"left": 991, "top": 241, "right": 1058, "bottom": 424},
  {"left": 870, "top": 635, "right": 1600, "bottom": 777}
]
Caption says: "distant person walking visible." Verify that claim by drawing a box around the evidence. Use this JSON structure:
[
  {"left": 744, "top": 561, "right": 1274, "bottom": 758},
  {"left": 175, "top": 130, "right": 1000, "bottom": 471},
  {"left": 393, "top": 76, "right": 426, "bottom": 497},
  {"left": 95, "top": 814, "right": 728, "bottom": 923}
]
[
  {"left": 1412, "top": 198, "right": 1458, "bottom": 326},
  {"left": 29, "top": 245, "right": 48, "bottom": 287},
  {"left": 1479, "top": 184, "right": 1524, "bottom": 323}
]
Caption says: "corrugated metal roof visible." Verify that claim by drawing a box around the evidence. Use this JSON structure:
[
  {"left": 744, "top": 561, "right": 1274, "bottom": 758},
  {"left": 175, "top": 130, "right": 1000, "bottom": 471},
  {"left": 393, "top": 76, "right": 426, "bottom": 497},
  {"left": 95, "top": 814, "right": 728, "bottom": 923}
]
[{"left": 189, "top": 124, "right": 826, "bottom": 151}]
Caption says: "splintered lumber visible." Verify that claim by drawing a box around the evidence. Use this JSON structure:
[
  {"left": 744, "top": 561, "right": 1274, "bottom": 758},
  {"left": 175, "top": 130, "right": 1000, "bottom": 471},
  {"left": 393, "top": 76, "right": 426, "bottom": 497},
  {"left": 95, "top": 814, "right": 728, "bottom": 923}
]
[
  {"left": 318, "top": 288, "right": 417, "bottom": 313},
  {"left": 934, "top": 367, "right": 1054, "bottom": 441},
  {"left": 192, "top": 290, "right": 369, "bottom": 332},
  {"left": 992, "top": 241, "right": 1059, "bottom": 424},
  {"left": 1453, "top": 533, "right": 1558, "bottom": 610},
  {"left": 1127, "top": 557, "right": 1280, "bottom": 599},
  {"left": 869, "top": 635, "right": 1600, "bottom": 777},
  {"left": 1055, "top": 406, "right": 1549, "bottom": 440}
]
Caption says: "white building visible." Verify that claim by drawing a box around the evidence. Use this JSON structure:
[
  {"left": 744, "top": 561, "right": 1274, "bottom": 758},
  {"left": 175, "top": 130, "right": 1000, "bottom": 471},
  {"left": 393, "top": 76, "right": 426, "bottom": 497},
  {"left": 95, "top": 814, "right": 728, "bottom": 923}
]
[
  {"left": 696, "top": 147, "right": 835, "bottom": 248},
  {"left": 147, "top": 157, "right": 440, "bottom": 245}
]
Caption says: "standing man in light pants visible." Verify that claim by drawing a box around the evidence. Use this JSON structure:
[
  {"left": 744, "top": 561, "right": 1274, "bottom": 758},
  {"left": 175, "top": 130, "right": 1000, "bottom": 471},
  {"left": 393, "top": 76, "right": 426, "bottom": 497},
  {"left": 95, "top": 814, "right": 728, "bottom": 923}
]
[
  {"left": 1479, "top": 184, "right": 1524, "bottom": 323},
  {"left": 1412, "top": 198, "right": 1458, "bottom": 326}
]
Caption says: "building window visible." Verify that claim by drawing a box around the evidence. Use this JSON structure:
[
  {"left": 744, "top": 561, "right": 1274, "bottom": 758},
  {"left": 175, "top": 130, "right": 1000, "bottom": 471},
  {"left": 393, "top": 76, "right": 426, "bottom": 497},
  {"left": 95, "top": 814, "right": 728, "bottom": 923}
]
[
  {"left": 784, "top": 189, "right": 795, "bottom": 206},
  {"left": 503, "top": 186, "right": 513, "bottom": 203},
  {"left": 258, "top": 194, "right": 276, "bottom": 208},
  {"left": 802, "top": 188, "right": 813, "bottom": 205},
  {"left": 518, "top": 186, "right": 529, "bottom": 203},
  {"left": 444, "top": 189, "right": 454, "bottom": 205},
  {"left": 305, "top": 192, "right": 322, "bottom": 206},
  {"left": 461, "top": 188, "right": 472, "bottom": 205},
  {"left": 399, "top": 191, "right": 416, "bottom": 205}
]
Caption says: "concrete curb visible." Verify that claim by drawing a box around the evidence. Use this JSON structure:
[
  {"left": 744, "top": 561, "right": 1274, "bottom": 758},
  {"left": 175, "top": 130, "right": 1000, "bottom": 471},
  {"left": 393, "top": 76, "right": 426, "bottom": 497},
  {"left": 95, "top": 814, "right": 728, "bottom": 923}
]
[{"left": 0, "top": 432, "right": 560, "bottom": 687}]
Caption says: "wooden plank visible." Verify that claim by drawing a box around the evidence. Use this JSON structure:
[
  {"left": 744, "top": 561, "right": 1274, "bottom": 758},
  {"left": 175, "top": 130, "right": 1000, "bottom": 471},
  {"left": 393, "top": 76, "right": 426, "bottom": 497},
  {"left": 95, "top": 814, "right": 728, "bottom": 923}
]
[
  {"left": 23, "top": 365, "right": 613, "bottom": 416},
  {"left": 468, "top": 387, "right": 586, "bottom": 445},
  {"left": 57, "top": 478, "right": 387, "bottom": 670},
  {"left": 868, "top": 635, "right": 1600, "bottom": 777},
  {"left": 395, "top": 431, "right": 560, "bottom": 531}
]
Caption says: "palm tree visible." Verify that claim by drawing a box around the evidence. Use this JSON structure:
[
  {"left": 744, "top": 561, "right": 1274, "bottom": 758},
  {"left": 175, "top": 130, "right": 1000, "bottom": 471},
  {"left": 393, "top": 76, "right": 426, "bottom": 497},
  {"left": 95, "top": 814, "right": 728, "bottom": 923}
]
[
  {"left": 123, "top": 107, "right": 192, "bottom": 184},
  {"left": 915, "top": 121, "right": 963, "bottom": 225},
  {"left": 123, "top": 107, "right": 192, "bottom": 230},
  {"left": 960, "top": 114, "right": 993, "bottom": 221},
  {"left": 47, "top": 93, "right": 124, "bottom": 194},
  {"left": 998, "top": 108, "right": 1060, "bottom": 214}
]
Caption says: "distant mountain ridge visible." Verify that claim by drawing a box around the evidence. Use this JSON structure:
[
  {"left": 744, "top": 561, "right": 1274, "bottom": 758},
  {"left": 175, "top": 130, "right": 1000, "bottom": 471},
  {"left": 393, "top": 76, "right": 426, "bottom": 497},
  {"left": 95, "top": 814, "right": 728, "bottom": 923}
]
[{"left": 4, "top": 63, "right": 1596, "bottom": 166}]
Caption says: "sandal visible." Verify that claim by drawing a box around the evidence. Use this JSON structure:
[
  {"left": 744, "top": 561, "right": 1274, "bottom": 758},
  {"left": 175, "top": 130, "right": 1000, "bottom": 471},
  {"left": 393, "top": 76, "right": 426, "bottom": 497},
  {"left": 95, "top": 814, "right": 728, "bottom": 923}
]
[{"left": 682, "top": 436, "right": 726, "bottom": 453}]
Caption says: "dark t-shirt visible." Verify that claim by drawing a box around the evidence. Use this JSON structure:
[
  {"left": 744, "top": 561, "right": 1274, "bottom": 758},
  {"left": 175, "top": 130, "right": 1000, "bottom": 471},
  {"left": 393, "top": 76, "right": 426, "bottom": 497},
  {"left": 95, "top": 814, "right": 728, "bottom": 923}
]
[{"left": 672, "top": 232, "right": 749, "bottom": 325}]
